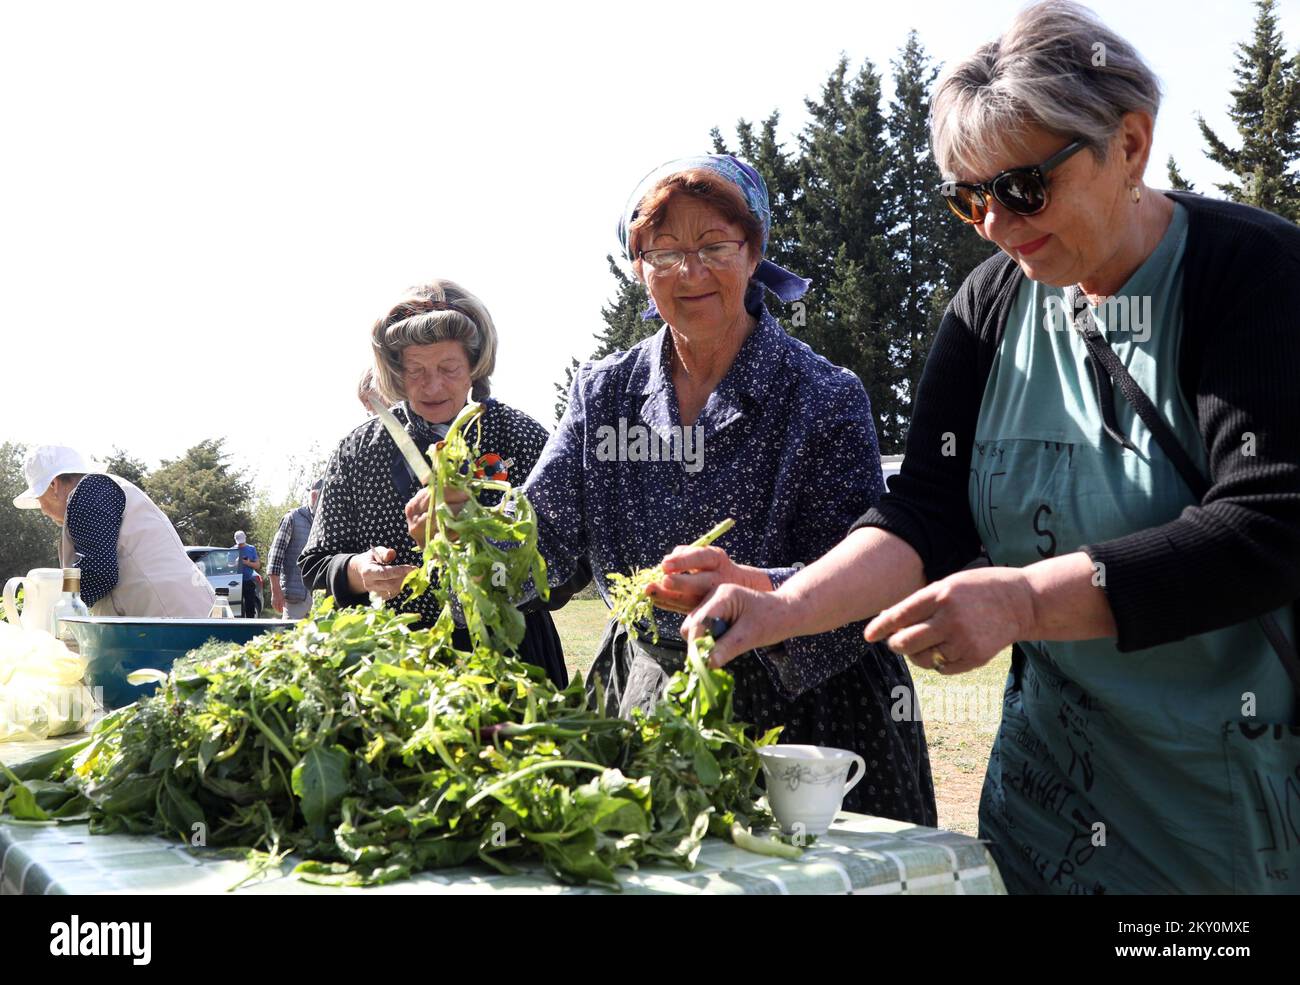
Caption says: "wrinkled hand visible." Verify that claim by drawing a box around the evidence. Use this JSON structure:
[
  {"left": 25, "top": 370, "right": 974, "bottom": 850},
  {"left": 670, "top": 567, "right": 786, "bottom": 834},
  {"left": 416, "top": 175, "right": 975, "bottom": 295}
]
[
  {"left": 644, "top": 545, "right": 770, "bottom": 614},
  {"left": 405, "top": 487, "right": 469, "bottom": 547},
  {"left": 347, "top": 546, "right": 417, "bottom": 601},
  {"left": 680, "top": 585, "right": 795, "bottom": 668},
  {"left": 864, "top": 566, "right": 1034, "bottom": 675}
]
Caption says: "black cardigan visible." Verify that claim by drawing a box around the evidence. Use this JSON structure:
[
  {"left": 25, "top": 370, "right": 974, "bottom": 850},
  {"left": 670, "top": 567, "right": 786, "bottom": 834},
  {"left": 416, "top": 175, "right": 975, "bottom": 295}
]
[{"left": 854, "top": 190, "right": 1300, "bottom": 653}]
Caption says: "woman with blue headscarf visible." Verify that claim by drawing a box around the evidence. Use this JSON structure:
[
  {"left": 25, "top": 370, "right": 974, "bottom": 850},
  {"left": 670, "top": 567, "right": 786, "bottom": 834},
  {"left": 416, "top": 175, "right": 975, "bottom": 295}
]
[{"left": 409, "top": 155, "right": 937, "bottom": 823}]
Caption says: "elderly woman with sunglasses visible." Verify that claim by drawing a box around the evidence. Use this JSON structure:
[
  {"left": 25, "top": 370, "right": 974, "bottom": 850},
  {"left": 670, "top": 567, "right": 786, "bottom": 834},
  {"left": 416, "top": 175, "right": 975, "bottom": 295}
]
[
  {"left": 411, "top": 154, "right": 938, "bottom": 825},
  {"left": 683, "top": 0, "right": 1300, "bottom": 894}
]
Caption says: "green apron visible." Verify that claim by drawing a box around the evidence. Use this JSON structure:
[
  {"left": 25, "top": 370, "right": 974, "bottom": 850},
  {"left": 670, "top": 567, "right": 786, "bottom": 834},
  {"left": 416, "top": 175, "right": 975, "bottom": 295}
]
[{"left": 972, "top": 202, "right": 1300, "bottom": 893}]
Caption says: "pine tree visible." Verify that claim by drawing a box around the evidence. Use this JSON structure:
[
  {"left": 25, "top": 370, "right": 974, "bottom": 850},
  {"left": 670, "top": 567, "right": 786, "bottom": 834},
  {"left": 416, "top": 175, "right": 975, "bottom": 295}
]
[
  {"left": 101, "top": 446, "right": 150, "bottom": 487},
  {"left": 786, "top": 57, "right": 905, "bottom": 448},
  {"left": 885, "top": 32, "right": 995, "bottom": 447},
  {"left": 1166, "top": 155, "right": 1196, "bottom": 191},
  {"left": 1196, "top": 0, "right": 1300, "bottom": 220},
  {"left": 144, "top": 439, "right": 254, "bottom": 547},
  {"left": 0, "top": 442, "right": 59, "bottom": 580},
  {"left": 553, "top": 255, "right": 651, "bottom": 421},
  {"left": 711, "top": 114, "right": 803, "bottom": 288}
]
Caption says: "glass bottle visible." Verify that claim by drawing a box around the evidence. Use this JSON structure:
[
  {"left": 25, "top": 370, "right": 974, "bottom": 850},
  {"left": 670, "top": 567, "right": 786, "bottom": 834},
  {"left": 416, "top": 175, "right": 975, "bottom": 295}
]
[
  {"left": 52, "top": 568, "right": 91, "bottom": 652},
  {"left": 209, "top": 588, "right": 235, "bottom": 619}
]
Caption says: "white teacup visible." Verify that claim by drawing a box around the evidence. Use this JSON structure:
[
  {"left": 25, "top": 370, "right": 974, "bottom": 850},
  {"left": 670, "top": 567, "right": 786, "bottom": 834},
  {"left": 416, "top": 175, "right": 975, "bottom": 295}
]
[{"left": 758, "top": 744, "right": 866, "bottom": 837}]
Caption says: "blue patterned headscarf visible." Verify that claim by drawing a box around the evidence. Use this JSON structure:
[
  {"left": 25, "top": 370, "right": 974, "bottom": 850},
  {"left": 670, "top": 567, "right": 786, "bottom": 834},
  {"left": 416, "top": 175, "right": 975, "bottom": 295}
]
[{"left": 618, "top": 154, "right": 811, "bottom": 320}]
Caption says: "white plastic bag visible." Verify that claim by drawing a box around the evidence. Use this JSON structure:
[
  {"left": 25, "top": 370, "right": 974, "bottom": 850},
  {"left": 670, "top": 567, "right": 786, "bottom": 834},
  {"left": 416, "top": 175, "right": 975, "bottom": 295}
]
[{"left": 0, "top": 622, "right": 98, "bottom": 742}]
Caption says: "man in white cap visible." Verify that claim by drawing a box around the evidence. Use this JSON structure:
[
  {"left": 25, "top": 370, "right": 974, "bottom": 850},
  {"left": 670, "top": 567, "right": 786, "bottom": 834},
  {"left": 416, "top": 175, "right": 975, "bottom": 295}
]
[
  {"left": 232, "top": 529, "right": 260, "bottom": 618},
  {"left": 13, "top": 445, "right": 215, "bottom": 618}
]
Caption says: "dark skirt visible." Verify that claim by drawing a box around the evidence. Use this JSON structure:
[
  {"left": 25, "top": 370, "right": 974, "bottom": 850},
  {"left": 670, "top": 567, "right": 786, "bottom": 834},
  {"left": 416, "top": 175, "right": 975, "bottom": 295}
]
[
  {"left": 449, "top": 608, "right": 569, "bottom": 690},
  {"left": 586, "top": 620, "right": 937, "bottom": 825}
]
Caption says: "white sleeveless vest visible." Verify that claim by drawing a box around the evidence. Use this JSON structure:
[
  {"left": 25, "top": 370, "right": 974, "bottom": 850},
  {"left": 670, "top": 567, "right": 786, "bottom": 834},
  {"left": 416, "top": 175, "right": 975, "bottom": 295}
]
[{"left": 60, "top": 474, "right": 216, "bottom": 618}]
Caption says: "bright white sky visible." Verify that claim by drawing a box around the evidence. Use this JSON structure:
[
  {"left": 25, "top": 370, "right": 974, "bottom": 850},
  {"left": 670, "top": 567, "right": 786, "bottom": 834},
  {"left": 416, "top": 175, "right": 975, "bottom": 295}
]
[{"left": 2, "top": 0, "right": 1294, "bottom": 499}]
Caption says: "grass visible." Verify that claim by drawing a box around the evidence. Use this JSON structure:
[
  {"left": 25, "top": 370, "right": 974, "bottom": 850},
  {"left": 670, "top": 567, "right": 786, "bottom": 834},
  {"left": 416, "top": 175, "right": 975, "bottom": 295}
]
[{"left": 551, "top": 598, "right": 1008, "bottom": 836}]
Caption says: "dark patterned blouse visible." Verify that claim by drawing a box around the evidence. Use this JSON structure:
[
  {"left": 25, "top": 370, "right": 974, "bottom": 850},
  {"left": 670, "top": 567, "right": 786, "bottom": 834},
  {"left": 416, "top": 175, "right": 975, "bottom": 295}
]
[
  {"left": 299, "top": 398, "right": 573, "bottom": 686},
  {"left": 529, "top": 302, "right": 886, "bottom": 696}
]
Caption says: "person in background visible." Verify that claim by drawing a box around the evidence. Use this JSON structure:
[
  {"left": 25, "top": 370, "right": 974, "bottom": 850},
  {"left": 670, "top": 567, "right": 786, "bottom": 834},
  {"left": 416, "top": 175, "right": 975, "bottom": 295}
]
[
  {"left": 13, "top": 444, "right": 214, "bottom": 617},
  {"left": 232, "top": 530, "right": 260, "bottom": 618},
  {"left": 358, "top": 366, "right": 380, "bottom": 415},
  {"left": 268, "top": 478, "right": 321, "bottom": 619}
]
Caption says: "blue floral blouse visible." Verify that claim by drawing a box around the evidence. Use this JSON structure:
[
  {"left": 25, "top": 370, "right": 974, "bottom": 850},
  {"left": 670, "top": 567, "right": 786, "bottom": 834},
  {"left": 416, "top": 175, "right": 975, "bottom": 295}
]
[{"left": 525, "top": 300, "right": 886, "bottom": 699}]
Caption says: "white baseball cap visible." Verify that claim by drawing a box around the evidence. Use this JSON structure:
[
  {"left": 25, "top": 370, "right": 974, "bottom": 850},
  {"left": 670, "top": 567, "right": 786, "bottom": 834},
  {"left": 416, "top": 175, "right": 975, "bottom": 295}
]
[
  {"left": 234, "top": 531, "right": 247, "bottom": 545},
  {"left": 13, "top": 445, "right": 104, "bottom": 509}
]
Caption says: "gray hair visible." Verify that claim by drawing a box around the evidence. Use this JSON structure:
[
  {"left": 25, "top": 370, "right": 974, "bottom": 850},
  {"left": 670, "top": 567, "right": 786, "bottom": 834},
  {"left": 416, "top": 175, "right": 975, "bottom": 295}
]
[
  {"left": 370, "top": 279, "right": 498, "bottom": 404},
  {"left": 931, "top": 1, "right": 1162, "bottom": 179}
]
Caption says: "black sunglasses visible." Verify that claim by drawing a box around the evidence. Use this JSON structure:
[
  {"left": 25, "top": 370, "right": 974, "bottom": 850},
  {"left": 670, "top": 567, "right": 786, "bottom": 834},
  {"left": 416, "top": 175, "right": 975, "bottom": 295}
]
[{"left": 940, "top": 139, "right": 1087, "bottom": 224}]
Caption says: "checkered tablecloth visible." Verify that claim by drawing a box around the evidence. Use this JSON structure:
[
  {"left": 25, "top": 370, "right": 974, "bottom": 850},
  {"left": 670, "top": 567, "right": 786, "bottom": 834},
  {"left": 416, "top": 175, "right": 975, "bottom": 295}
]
[{"left": 2, "top": 735, "right": 1005, "bottom": 896}]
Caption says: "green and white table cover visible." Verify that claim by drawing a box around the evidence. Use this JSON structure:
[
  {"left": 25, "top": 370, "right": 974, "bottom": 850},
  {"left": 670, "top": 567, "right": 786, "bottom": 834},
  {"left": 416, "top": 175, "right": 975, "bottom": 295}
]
[{"left": 2, "top": 735, "right": 1005, "bottom": 895}]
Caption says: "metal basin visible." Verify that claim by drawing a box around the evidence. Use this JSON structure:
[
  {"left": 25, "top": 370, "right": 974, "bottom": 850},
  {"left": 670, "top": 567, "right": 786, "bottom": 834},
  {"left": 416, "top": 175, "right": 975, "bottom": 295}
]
[{"left": 62, "top": 617, "right": 295, "bottom": 709}]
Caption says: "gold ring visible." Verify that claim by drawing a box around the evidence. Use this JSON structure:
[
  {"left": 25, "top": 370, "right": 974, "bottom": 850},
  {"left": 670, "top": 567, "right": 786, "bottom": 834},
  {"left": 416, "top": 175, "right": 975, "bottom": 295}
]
[{"left": 931, "top": 649, "right": 948, "bottom": 669}]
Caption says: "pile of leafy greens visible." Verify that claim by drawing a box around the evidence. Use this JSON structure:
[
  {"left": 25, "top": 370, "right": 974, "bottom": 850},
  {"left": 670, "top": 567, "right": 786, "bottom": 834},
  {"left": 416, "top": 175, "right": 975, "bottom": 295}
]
[
  {"left": 606, "top": 518, "right": 734, "bottom": 644},
  {"left": 0, "top": 402, "right": 788, "bottom": 888}
]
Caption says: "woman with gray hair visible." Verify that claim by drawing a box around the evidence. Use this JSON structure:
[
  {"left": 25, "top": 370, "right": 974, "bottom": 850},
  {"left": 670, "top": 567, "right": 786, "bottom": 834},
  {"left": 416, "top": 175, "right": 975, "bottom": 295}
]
[
  {"left": 683, "top": 0, "right": 1300, "bottom": 893},
  {"left": 300, "top": 279, "right": 581, "bottom": 687}
]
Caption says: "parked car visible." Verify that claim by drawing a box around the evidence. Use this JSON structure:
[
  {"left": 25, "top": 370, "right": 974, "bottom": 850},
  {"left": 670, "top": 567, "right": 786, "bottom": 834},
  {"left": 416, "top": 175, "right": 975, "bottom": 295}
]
[
  {"left": 881, "top": 454, "right": 903, "bottom": 488},
  {"left": 185, "top": 546, "right": 263, "bottom": 617}
]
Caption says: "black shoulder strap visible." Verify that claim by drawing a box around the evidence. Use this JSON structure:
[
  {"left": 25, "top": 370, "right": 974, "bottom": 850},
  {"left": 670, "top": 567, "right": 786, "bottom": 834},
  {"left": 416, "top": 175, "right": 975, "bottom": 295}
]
[{"left": 1069, "top": 293, "right": 1300, "bottom": 699}]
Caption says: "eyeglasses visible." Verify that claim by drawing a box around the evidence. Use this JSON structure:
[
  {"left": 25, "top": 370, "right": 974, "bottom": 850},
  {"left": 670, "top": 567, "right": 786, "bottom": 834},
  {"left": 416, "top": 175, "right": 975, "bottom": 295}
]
[
  {"left": 638, "top": 240, "right": 746, "bottom": 272},
  {"left": 940, "top": 139, "right": 1087, "bottom": 224}
]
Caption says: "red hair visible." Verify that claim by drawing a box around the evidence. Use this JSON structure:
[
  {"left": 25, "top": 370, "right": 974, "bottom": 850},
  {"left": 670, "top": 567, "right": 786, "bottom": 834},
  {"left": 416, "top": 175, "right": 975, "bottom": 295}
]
[{"left": 628, "top": 169, "right": 763, "bottom": 262}]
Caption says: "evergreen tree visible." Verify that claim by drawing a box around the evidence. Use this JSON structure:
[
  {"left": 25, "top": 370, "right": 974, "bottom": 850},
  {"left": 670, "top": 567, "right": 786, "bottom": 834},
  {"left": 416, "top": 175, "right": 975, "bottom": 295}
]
[
  {"left": 144, "top": 438, "right": 254, "bottom": 547},
  {"left": 781, "top": 57, "right": 908, "bottom": 448},
  {"left": 554, "top": 256, "right": 651, "bottom": 421},
  {"left": 1196, "top": 0, "right": 1300, "bottom": 220},
  {"left": 711, "top": 113, "right": 803, "bottom": 285},
  {"left": 1166, "top": 155, "right": 1196, "bottom": 191},
  {"left": 885, "top": 32, "right": 995, "bottom": 445},
  {"left": 0, "top": 442, "right": 59, "bottom": 580},
  {"left": 101, "top": 446, "right": 149, "bottom": 487}
]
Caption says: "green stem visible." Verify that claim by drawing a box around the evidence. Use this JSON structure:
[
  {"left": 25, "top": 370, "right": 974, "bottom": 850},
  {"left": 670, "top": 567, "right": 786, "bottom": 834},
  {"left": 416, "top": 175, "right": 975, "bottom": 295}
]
[
  {"left": 730, "top": 822, "right": 803, "bottom": 860},
  {"left": 247, "top": 698, "right": 295, "bottom": 764},
  {"left": 465, "top": 759, "right": 605, "bottom": 809},
  {"left": 213, "top": 720, "right": 249, "bottom": 763},
  {"left": 691, "top": 517, "right": 735, "bottom": 548}
]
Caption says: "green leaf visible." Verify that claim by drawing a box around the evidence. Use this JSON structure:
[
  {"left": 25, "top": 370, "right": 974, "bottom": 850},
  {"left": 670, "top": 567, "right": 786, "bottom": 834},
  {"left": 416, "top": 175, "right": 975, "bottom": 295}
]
[
  {"left": 539, "top": 830, "right": 620, "bottom": 888},
  {"left": 693, "top": 745, "right": 722, "bottom": 787},
  {"left": 0, "top": 737, "right": 92, "bottom": 783},
  {"left": 93, "top": 774, "right": 161, "bottom": 815},
  {"left": 158, "top": 773, "right": 206, "bottom": 836},
  {"left": 0, "top": 765, "right": 50, "bottom": 820},
  {"left": 291, "top": 744, "right": 350, "bottom": 837}
]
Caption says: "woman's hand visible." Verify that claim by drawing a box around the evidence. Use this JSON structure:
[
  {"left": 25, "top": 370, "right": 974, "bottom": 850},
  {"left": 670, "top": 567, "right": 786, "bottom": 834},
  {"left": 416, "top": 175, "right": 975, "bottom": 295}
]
[
  {"left": 864, "top": 566, "right": 1036, "bottom": 675},
  {"left": 346, "top": 547, "right": 418, "bottom": 600},
  {"left": 680, "top": 585, "right": 797, "bottom": 668},
  {"left": 404, "top": 487, "right": 469, "bottom": 547},
  {"left": 643, "top": 546, "right": 771, "bottom": 614}
]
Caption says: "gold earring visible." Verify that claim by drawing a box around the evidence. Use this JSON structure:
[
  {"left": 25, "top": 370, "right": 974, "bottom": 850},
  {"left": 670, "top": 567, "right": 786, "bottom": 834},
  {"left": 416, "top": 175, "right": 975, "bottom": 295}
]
[{"left": 1129, "top": 184, "right": 1142, "bottom": 204}]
